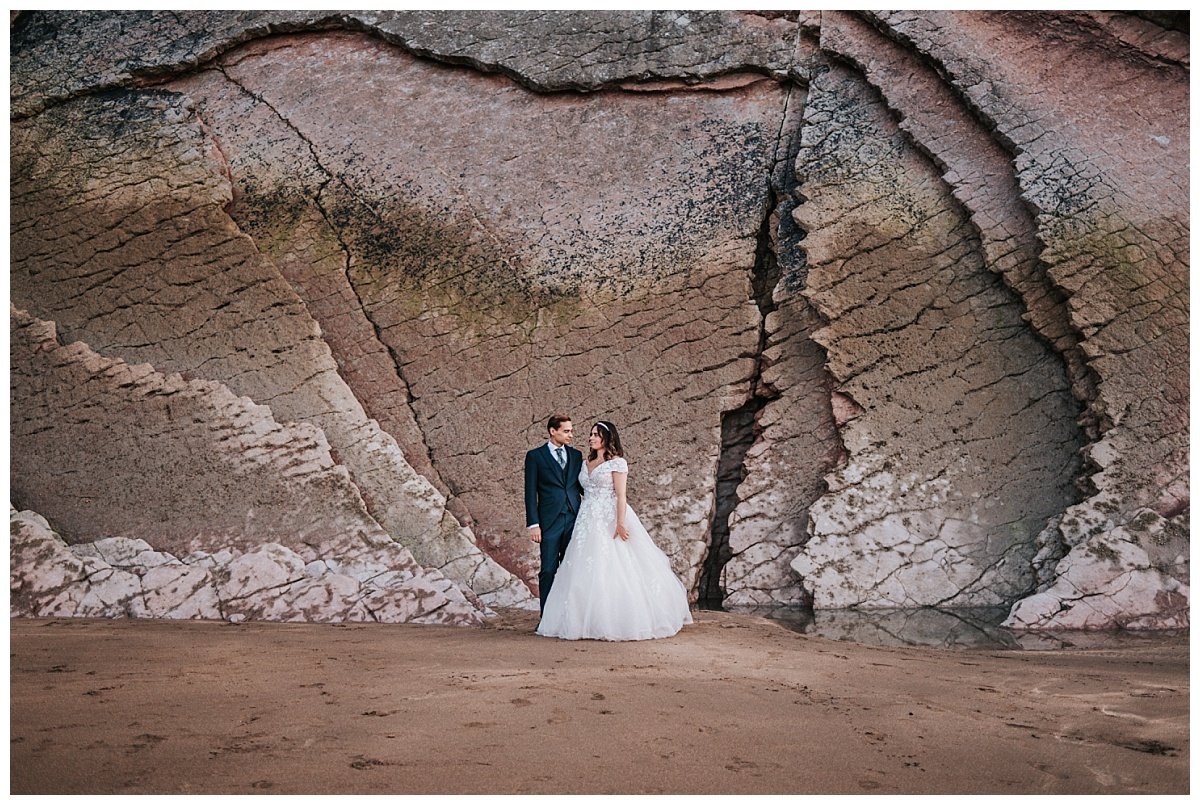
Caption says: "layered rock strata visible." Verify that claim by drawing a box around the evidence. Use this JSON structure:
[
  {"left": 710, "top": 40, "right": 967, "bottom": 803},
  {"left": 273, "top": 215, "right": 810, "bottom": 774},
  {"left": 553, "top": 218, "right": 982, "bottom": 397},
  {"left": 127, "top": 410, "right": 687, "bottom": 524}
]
[
  {"left": 819, "top": 12, "right": 1097, "bottom": 432},
  {"left": 12, "top": 508, "right": 480, "bottom": 624},
  {"left": 9, "top": 313, "right": 485, "bottom": 625},
  {"left": 11, "top": 10, "right": 809, "bottom": 118},
  {"left": 9, "top": 11, "right": 1189, "bottom": 628},
  {"left": 1006, "top": 509, "right": 1189, "bottom": 630},
  {"left": 160, "top": 32, "right": 788, "bottom": 591},
  {"left": 864, "top": 11, "right": 1189, "bottom": 627},
  {"left": 10, "top": 89, "right": 529, "bottom": 607},
  {"left": 790, "top": 60, "right": 1083, "bottom": 608}
]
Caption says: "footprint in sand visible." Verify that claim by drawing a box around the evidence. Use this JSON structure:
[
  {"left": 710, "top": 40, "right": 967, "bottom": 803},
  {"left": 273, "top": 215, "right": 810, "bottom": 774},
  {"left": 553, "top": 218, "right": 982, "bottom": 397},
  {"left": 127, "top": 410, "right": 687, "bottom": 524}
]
[
  {"left": 84, "top": 685, "right": 122, "bottom": 697},
  {"left": 1114, "top": 739, "right": 1177, "bottom": 756},
  {"left": 1032, "top": 761, "right": 1072, "bottom": 780},
  {"left": 127, "top": 734, "right": 165, "bottom": 754},
  {"left": 349, "top": 758, "right": 391, "bottom": 770},
  {"left": 1129, "top": 687, "right": 1178, "bottom": 698},
  {"left": 724, "top": 758, "right": 758, "bottom": 772}
]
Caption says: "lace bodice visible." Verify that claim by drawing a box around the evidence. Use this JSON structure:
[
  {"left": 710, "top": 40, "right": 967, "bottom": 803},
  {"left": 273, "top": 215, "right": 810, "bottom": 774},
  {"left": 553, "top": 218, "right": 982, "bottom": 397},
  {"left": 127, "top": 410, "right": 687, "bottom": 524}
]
[{"left": 580, "top": 457, "right": 628, "bottom": 497}]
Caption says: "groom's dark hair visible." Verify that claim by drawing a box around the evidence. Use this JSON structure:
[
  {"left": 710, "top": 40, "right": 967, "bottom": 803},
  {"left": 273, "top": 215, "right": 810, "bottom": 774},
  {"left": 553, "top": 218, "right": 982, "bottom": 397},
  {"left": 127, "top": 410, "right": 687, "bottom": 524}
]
[{"left": 547, "top": 413, "right": 571, "bottom": 432}]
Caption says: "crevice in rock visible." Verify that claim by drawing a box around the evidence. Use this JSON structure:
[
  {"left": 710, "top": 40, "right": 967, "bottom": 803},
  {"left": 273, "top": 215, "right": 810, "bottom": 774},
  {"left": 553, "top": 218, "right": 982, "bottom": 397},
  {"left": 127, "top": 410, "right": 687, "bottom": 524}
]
[
  {"left": 12, "top": 17, "right": 798, "bottom": 122},
  {"left": 699, "top": 85, "right": 794, "bottom": 605},
  {"left": 1129, "top": 10, "right": 1188, "bottom": 33},
  {"left": 742, "top": 11, "right": 805, "bottom": 23},
  {"left": 699, "top": 401, "right": 764, "bottom": 605},
  {"left": 819, "top": 14, "right": 1097, "bottom": 521},
  {"left": 792, "top": 57, "right": 1090, "bottom": 609},
  {"left": 845, "top": 27, "right": 1119, "bottom": 585}
]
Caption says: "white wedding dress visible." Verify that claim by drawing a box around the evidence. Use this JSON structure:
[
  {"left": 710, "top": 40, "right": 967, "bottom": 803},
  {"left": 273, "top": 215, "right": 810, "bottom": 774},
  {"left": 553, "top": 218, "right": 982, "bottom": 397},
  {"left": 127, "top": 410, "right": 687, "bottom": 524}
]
[{"left": 537, "top": 457, "right": 693, "bottom": 641}]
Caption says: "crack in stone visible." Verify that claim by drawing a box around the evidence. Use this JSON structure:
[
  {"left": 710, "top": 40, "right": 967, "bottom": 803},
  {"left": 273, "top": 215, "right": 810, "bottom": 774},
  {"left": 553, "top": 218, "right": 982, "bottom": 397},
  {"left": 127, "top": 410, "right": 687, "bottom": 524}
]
[
  {"left": 791, "top": 56, "right": 1086, "bottom": 610},
  {"left": 699, "top": 82, "right": 796, "bottom": 605},
  {"left": 856, "top": 12, "right": 1102, "bottom": 430},
  {"left": 829, "top": 12, "right": 1099, "bottom": 449},
  {"left": 11, "top": 12, "right": 803, "bottom": 122},
  {"left": 212, "top": 65, "right": 473, "bottom": 533}
]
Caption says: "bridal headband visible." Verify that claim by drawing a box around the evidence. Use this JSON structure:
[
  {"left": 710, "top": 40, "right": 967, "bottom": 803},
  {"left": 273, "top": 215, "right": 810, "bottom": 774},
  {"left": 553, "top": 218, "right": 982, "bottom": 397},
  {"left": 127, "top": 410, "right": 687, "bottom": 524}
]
[{"left": 596, "top": 422, "right": 611, "bottom": 432}]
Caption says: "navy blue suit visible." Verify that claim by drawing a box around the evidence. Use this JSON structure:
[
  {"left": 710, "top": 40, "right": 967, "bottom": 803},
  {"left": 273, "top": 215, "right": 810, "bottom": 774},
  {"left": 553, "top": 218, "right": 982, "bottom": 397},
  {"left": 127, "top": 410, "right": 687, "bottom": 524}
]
[{"left": 525, "top": 443, "right": 584, "bottom": 613}]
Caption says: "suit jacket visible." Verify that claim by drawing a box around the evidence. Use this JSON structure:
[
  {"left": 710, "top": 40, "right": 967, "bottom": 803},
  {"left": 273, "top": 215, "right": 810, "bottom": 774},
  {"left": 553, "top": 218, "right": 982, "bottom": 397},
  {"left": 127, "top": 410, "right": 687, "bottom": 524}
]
[{"left": 524, "top": 443, "right": 584, "bottom": 530}]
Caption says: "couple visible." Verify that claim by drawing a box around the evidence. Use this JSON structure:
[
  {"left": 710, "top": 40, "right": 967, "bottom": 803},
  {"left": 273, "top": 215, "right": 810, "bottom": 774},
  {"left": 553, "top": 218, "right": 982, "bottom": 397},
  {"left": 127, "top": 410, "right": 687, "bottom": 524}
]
[{"left": 525, "top": 414, "right": 692, "bottom": 641}]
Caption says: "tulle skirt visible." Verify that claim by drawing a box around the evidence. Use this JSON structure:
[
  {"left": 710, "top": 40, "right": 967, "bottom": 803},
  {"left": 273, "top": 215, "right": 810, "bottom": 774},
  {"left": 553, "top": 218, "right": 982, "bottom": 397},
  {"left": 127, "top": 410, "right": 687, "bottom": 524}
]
[{"left": 537, "top": 494, "right": 692, "bottom": 641}]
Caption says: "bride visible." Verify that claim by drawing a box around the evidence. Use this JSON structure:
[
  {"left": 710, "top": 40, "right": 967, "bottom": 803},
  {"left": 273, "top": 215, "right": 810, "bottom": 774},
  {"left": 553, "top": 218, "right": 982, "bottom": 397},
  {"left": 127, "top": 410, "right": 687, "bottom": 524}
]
[{"left": 536, "top": 420, "right": 693, "bottom": 641}]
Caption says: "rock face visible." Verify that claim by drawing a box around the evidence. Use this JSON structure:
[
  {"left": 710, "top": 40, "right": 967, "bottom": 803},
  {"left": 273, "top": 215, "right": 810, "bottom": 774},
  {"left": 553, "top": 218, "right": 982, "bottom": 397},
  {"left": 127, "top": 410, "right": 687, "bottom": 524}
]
[
  {"left": 11, "top": 83, "right": 529, "bottom": 608},
  {"left": 162, "top": 32, "right": 786, "bottom": 590},
  {"left": 720, "top": 74, "right": 844, "bottom": 608},
  {"left": 11, "top": 508, "right": 482, "bottom": 624},
  {"left": 790, "top": 60, "right": 1082, "bottom": 608},
  {"left": 1005, "top": 509, "right": 1189, "bottom": 630},
  {"left": 9, "top": 10, "right": 810, "bottom": 117},
  {"left": 9, "top": 11, "right": 1189, "bottom": 629},
  {"left": 863, "top": 11, "right": 1189, "bottom": 628}
]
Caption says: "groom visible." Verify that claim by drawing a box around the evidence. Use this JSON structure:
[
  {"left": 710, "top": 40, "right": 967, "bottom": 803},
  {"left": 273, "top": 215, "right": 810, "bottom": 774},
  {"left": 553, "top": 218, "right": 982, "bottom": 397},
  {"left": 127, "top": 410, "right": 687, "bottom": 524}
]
[{"left": 524, "top": 413, "right": 584, "bottom": 614}]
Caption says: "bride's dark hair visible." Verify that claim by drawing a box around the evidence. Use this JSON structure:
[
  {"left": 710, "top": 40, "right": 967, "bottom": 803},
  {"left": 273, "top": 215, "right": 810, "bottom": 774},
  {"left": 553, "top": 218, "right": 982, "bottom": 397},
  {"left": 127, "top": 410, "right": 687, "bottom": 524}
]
[{"left": 588, "top": 420, "right": 625, "bottom": 461}]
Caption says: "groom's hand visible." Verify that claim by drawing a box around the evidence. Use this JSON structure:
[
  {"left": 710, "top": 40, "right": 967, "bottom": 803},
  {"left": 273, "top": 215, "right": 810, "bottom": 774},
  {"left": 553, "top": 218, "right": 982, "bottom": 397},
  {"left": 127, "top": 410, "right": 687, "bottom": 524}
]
[{"left": 529, "top": 526, "right": 542, "bottom": 544}]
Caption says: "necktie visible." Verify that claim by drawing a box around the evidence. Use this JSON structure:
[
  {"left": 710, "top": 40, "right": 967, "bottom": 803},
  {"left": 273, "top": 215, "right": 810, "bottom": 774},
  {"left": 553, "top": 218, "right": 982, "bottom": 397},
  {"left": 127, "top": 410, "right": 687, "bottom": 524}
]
[{"left": 555, "top": 447, "right": 566, "bottom": 469}]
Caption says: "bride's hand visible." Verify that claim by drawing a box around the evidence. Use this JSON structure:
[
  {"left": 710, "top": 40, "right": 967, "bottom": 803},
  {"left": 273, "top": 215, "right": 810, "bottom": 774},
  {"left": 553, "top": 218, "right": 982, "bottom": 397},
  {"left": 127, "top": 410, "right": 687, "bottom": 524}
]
[{"left": 614, "top": 524, "right": 629, "bottom": 541}]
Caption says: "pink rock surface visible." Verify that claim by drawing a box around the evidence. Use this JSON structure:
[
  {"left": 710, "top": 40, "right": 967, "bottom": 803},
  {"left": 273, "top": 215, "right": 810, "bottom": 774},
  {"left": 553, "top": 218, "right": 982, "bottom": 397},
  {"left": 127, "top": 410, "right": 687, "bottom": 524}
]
[
  {"left": 10, "top": 506, "right": 486, "bottom": 626},
  {"left": 867, "top": 10, "right": 1189, "bottom": 627},
  {"left": 10, "top": 84, "right": 529, "bottom": 607},
  {"left": 1005, "top": 510, "right": 1189, "bottom": 631},
  {"left": 8, "top": 12, "right": 1189, "bottom": 627},
  {"left": 790, "top": 61, "right": 1082, "bottom": 608},
  {"left": 168, "top": 32, "right": 786, "bottom": 593}
]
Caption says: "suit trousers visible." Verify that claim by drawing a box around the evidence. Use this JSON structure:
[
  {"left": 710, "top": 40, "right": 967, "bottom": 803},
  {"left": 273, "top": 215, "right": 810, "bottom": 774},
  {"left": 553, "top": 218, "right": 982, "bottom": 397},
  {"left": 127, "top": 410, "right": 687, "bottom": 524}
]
[{"left": 538, "top": 508, "right": 577, "bottom": 613}]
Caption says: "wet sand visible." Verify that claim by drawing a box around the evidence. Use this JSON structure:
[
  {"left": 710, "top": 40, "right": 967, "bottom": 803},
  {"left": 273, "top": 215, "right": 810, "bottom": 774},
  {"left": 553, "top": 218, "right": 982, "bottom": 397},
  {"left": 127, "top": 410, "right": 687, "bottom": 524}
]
[{"left": 9, "top": 610, "right": 1188, "bottom": 794}]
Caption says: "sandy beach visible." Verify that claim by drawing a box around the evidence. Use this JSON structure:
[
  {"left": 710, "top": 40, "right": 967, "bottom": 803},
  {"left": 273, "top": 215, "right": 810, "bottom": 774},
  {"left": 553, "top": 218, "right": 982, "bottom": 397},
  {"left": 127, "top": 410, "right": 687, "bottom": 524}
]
[{"left": 9, "top": 609, "right": 1188, "bottom": 794}]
